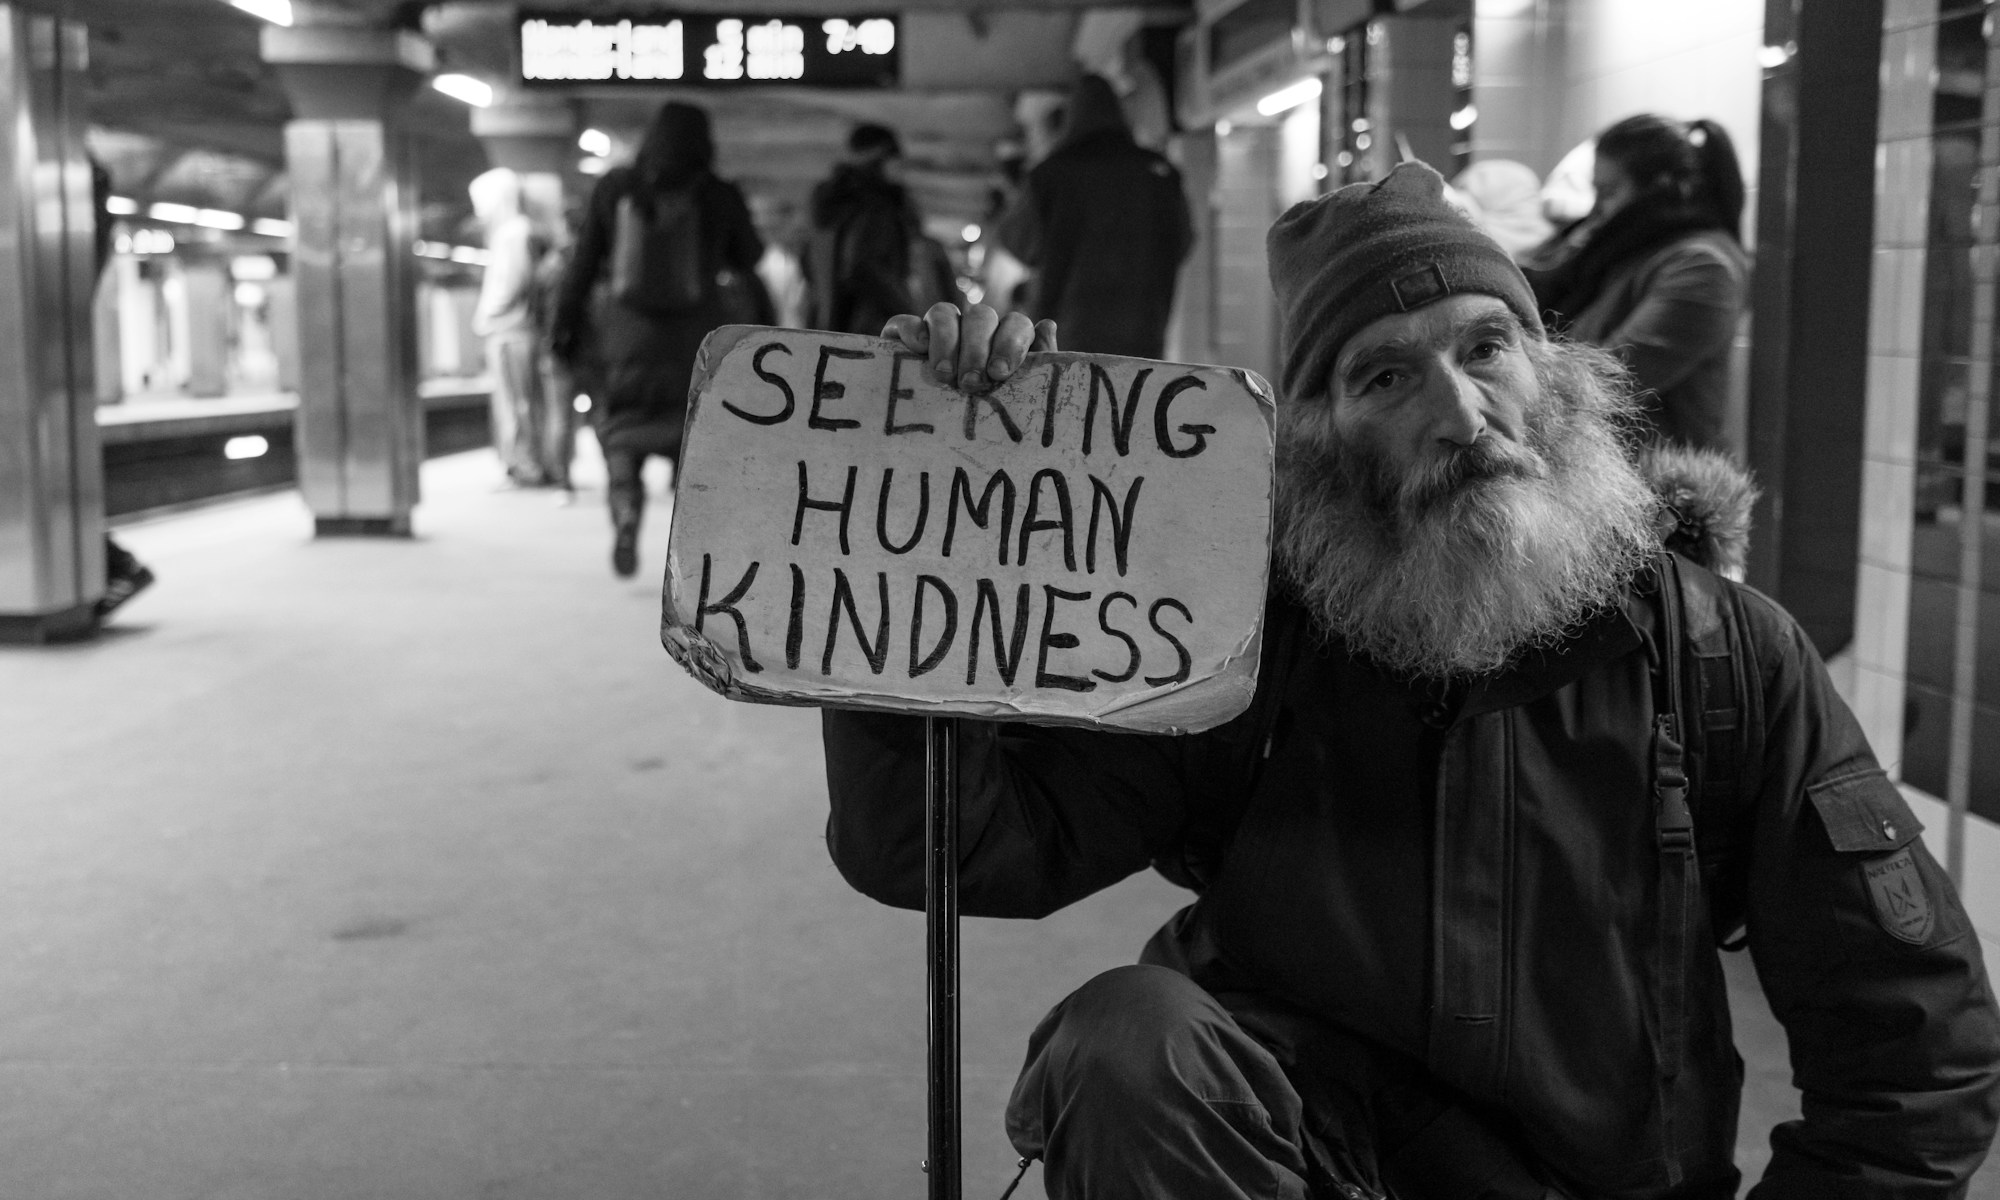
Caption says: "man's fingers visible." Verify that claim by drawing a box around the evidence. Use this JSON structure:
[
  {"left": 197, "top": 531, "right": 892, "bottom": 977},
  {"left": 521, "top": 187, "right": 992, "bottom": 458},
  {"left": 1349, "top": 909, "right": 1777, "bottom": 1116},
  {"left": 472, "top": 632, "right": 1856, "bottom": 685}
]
[
  {"left": 1031, "top": 320, "right": 1060, "bottom": 354},
  {"left": 986, "top": 313, "right": 1039, "bottom": 382},
  {"left": 922, "top": 303, "right": 961, "bottom": 385},
  {"left": 955, "top": 305, "right": 1001, "bottom": 390},
  {"left": 881, "top": 314, "right": 929, "bottom": 355}
]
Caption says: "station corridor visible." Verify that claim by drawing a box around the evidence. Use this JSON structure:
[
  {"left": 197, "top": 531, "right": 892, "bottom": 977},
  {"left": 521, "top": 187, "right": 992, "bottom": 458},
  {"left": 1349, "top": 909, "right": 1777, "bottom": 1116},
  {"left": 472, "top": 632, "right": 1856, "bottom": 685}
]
[{"left": 2, "top": 443, "right": 1993, "bottom": 1199}]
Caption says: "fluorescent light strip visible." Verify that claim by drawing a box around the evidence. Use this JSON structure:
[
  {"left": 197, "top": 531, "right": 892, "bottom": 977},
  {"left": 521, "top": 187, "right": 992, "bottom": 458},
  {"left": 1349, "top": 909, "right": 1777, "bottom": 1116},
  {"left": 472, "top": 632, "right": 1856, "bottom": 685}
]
[
  {"left": 1256, "top": 77, "right": 1323, "bottom": 117},
  {"left": 432, "top": 74, "right": 493, "bottom": 108},
  {"left": 251, "top": 218, "right": 292, "bottom": 238},
  {"left": 228, "top": 0, "right": 292, "bottom": 25},
  {"left": 105, "top": 196, "right": 139, "bottom": 216}
]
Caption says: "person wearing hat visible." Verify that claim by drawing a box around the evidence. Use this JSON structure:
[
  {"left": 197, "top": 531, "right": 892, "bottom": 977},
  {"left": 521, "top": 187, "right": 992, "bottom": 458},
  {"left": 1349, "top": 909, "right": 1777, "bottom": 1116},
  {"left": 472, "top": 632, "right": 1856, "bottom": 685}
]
[{"left": 819, "top": 163, "right": 2000, "bottom": 1198}]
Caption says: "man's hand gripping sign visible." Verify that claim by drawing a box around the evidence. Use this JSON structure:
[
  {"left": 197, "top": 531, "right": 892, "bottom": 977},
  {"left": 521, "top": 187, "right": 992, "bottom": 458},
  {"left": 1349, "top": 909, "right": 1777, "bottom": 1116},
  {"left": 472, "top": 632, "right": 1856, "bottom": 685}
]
[{"left": 661, "top": 304, "right": 1276, "bottom": 735}]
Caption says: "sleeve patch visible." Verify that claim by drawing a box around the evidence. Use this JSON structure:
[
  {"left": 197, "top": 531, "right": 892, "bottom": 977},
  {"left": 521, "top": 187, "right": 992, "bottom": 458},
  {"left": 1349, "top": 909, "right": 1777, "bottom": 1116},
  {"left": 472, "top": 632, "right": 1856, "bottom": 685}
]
[{"left": 1863, "top": 848, "right": 1936, "bottom": 944}]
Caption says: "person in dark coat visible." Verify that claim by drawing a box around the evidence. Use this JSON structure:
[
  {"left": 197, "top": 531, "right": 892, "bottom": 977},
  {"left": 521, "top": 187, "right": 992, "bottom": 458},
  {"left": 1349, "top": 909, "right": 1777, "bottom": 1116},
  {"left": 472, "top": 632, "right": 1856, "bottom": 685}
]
[
  {"left": 821, "top": 163, "right": 2000, "bottom": 1198},
  {"left": 996, "top": 74, "right": 1193, "bottom": 359},
  {"left": 805, "top": 123, "right": 920, "bottom": 335},
  {"left": 551, "top": 101, "right": 764, "bottom": 578},
  {"left": 1527, "top": 115, "right": 1750, "bottom": 455}
]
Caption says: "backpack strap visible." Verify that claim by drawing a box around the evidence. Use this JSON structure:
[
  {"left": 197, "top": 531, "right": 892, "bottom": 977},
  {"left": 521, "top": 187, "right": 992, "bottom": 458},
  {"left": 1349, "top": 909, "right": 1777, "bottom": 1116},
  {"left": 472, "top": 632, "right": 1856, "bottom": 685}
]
[
  {"left": 1671, "top": 554, "right": 1763, "bottom": 950},
  {"left": 1650, "top": 553, "right": 1697, "bottom": 1088}
]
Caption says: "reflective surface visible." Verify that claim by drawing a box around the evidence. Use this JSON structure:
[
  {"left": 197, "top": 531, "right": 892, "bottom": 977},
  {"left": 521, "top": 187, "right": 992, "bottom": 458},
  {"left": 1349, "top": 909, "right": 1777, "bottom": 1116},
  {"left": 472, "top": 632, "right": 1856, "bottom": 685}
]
[
  {"left": 288, "top": 117, "right": 423, "bottom": 532},
  {"left": 0, "top": 6, "right": 103, "bottom": 616}
]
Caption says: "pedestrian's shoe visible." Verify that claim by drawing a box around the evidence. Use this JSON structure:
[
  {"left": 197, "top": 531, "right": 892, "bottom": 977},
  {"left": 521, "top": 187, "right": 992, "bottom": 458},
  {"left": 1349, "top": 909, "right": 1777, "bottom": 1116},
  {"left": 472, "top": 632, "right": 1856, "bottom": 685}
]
[
  {"left": 612, "top": 525, "right": 639, "bottom": 578},
  {"left": 96, "top": 564, "right": 154, "bottom": 619}
]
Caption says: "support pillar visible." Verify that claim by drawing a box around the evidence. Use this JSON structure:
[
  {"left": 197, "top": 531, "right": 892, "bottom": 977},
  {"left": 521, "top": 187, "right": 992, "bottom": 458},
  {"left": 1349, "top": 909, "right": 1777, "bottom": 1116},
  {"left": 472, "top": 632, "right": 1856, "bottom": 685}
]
[
  {"left": 0, "top": 8, "right": 104, "bottom": 643},
  {"left": 262, "top": 24, "right": 430, "bottom": 537},
  {"left": 183, "top": 257, "right": 231, "bottom": 398}
]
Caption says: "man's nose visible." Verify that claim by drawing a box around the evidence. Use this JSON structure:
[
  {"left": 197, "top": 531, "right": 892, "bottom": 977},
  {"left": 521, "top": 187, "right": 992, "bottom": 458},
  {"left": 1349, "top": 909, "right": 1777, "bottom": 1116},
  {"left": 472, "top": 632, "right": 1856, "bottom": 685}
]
[{"left": 1423, "top": 366, "right": 1487, "bottom": 447}]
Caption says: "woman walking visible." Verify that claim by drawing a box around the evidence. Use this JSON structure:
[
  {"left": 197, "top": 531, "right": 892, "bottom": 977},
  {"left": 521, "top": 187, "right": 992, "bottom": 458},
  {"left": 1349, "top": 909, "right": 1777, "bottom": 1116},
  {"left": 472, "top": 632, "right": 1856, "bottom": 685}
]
[{"left": 550, "top": 102, "right": 765, "bottom": 578}]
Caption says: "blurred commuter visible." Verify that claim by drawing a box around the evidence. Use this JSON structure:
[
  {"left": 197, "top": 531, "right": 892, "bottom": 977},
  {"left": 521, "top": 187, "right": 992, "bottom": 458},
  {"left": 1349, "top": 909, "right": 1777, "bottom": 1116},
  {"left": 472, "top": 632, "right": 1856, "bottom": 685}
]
[
  {"left": 1527, "top": 115, "right": 1749, "bottom": 454},
  {"left": 995, "top": 74, "right": 1192, "bottom": 358},
  {"left": 1449, "top": 159, "right": 1553, "bottom": 262},
  {"left": 805, "top": 123, "right": 919, "bottom": 335},
  {"left": 470, "top": 168, "right": 566, "bottom": 491},
  {"left": 88, "top": 155, "right": 152, "bottom": 620},
  {"left": 550, "top": 101, "right": 764, "bottom": 578}
]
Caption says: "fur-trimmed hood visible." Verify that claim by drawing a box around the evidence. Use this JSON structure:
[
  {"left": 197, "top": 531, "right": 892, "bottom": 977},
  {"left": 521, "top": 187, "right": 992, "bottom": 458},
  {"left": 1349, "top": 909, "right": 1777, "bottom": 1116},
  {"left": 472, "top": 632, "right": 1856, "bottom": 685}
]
[{"left": 1639, "top": 444, "right": 1758, "bottom": 577}]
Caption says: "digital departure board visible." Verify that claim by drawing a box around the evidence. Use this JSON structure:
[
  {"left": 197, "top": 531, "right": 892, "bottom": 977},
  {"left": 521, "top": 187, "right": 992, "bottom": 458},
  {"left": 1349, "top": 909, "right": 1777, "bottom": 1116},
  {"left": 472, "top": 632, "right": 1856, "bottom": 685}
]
[{"left": 519, "top": 11, "right": 899, "bottom": 88}]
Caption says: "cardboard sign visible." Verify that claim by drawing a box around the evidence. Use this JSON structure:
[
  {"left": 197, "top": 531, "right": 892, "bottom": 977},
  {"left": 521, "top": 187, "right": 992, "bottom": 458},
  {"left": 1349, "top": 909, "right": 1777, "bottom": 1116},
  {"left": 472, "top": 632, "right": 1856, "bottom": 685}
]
[{"left": 661, "top": 326, "right": 1275, "bottom": 735}]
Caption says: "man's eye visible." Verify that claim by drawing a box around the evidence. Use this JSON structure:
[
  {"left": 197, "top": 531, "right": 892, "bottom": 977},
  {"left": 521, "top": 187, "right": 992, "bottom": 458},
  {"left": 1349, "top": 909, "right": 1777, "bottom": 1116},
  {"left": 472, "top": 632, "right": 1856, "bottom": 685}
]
[
  {"left": 1364, "top": 369, "right": 1399, "bottom": 392},
  {"left": 1468, "top": 340, "right": 1503, "bottom": 360}
]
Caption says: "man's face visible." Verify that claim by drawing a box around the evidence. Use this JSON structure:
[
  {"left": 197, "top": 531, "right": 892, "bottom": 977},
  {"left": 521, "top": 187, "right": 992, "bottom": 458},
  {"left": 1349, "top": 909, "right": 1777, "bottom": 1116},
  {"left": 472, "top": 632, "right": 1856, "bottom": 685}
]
[
  {"left": 1273, "top": 291, "right": 1659, "bottom": 679},
  {"left": 1316, "top": 293, "right": 1543, "bottom": 521}
]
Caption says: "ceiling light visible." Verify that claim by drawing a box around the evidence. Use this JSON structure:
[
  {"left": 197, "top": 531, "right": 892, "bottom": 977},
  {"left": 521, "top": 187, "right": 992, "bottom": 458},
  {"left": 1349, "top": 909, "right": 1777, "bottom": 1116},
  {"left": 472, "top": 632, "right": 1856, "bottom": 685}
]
[
  {"left": 194, "top": 209, "right": 246, "bottom": 231},
  {"left": 579, "top": 157, "right": 608, "bottom": 175},
  {"left": 105, "top": 196, "right": 138, "bottom": 216},
  {"left": 961, "top": 223, "right": 981, "bottom": 243},
  {"left": 1256, "top": 77, "right": 1322, "bottom": 118},
  {"left": 251, "top": 218, "right": 293, "bottom": 238},
  {"left": 148, "top": 202, "right": 200, "bottom": 224},
  {"left": 1449, "top": 104, "right": 1478, "bottom": 131},
  {"left": 224, "top": 435, "right": 270, "bottom": 460},
  {"left": 578, "top": 128, "right": 612, "bottom": 157},
  {"left": 228, "top": 0, "right": 292, "bottom": 25},
  {"left": 433, "top": 74, "right": 494, "bottom": 108}
]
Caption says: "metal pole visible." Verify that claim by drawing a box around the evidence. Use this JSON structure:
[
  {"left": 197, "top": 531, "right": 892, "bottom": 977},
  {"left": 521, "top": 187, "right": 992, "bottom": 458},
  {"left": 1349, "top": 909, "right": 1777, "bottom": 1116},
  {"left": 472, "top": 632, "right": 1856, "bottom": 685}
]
[{"left": 924, "top": 714, "right": 961, "bottom": 1200}]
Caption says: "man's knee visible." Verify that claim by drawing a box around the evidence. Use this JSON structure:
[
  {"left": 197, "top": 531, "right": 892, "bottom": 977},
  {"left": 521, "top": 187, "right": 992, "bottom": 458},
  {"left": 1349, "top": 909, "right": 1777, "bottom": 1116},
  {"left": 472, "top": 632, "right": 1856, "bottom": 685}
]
[{"left": 1022, "top": 965, "right": 1277, "bottom": 1107}]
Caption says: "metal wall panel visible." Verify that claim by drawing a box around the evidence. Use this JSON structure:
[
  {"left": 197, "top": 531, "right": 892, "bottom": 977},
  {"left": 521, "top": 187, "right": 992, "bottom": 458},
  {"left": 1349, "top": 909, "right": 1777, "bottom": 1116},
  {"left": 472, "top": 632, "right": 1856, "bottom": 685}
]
[
  {"left": 0, "top": 4, "right": 101, "bottom": 623},
  {"left": 286, "top": 116, "right": 421, "bottom": 534}
]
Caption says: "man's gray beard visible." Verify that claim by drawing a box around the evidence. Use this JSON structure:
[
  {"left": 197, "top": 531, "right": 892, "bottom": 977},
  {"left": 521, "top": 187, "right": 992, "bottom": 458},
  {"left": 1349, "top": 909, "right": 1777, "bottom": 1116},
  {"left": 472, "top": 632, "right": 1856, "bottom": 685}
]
[{"left": 1272, "top": 338, "right": 1661, "bottom": 681}]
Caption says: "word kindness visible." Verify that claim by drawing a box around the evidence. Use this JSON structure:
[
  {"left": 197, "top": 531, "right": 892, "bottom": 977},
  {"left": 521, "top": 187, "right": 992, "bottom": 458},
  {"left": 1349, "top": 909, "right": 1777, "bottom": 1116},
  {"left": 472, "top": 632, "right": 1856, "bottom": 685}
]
[{"left": 661, "top": 328, "right": 1275, "bottom": 733}]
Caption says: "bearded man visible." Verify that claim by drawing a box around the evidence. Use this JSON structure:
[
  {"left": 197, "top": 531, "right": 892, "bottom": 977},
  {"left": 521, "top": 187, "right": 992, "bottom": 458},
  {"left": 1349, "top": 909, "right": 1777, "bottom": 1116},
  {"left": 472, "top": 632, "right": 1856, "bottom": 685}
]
[{"left": 818, "top": 163, "right": 2000, "bottom": 1199}]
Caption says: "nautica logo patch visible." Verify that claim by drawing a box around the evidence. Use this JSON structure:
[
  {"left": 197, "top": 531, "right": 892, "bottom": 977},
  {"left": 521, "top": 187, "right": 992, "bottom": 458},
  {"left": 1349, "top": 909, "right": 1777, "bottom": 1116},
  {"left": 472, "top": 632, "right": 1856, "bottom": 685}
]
[{"left": 1863, "top": 848, "right": 1934, "bottom": 945}]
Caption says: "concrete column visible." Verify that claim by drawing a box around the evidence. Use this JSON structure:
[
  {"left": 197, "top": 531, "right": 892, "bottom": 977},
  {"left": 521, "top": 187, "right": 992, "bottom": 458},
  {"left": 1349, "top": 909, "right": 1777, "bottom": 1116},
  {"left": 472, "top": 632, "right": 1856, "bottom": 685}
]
[
  {"left": 1363, "top": 14, "right": 1461, "bottom": 178},
  {"left": 1469, "top": 0, "right": 1568, "bottom": 174},
  {"left": 0, "top": 7, "right": 104, "bottom": 642},
  {"left": 1211, "top": 126, "right": 1281, "bottom": 380},
  {"left": 92, "top": 262, "right": 121, "bottom": 405},
  {"left": 183, "top": 257, "right": 231, "bottom": 398},
  {"left": 262, "top": 23, "right": 431, "bottom": 537},
  {"left": 268, "top": 273, "right": 299, "bottom": 393}
]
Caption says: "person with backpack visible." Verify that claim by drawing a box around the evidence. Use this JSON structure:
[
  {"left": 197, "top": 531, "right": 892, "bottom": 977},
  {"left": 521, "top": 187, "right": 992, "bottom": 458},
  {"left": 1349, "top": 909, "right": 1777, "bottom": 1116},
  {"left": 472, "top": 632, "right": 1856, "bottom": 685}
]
[
  {"left": 821, "top": 164, "right": 2000, "bottom": 1198},
  {"left": 804, "top": 123, "right": 920, "bottom": 335},
  {"left": 994, "top": 74, "right": 1192, "bottom": 358},
  {"left": 550, "top": 101, "right": 764, "bottom": 578}
]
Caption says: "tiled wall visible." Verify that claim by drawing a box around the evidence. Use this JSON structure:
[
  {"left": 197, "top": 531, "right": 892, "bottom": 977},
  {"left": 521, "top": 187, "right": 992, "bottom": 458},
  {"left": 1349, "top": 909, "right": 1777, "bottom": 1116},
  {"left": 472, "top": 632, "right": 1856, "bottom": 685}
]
[{"left": 1859, "top": 0, "right": 2000, "bottom": 934}]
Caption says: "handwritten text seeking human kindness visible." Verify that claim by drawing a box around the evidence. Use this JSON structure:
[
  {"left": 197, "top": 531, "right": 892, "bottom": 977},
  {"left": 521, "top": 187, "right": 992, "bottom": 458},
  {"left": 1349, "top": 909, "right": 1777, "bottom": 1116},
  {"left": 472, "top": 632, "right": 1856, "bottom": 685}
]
[{"left": 661, "top": 327, "right": 1275, "bottom": 734}]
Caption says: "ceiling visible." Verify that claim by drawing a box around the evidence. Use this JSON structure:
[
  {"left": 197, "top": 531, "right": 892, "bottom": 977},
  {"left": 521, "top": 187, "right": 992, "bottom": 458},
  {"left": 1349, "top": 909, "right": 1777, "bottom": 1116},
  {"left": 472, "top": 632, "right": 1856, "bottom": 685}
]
[{"left": 54, "top": 0, "right": 1179, "bottom": 245}]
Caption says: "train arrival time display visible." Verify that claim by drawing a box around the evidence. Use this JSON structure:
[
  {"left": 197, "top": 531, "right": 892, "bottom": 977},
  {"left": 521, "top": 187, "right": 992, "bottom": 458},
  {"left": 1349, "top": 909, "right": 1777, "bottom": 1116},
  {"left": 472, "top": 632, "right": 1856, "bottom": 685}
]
[{"left": 519, "top": 11, "right": 898, "bottom": 89}]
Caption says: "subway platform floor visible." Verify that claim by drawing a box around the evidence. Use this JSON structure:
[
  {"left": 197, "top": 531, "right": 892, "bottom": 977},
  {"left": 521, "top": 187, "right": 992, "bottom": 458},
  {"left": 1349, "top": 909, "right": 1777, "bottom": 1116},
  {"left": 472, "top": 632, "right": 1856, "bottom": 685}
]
[{"left": 2, "top": 443, "right": 1993, "bottom": 1199}]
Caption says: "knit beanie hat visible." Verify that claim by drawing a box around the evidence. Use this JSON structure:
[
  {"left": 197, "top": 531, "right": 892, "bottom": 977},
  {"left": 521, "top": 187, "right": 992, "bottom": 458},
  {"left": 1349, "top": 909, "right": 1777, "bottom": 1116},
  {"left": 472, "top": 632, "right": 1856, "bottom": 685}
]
[{"left": 1268, "top": 161, "right": 1544, "bottom": 404}]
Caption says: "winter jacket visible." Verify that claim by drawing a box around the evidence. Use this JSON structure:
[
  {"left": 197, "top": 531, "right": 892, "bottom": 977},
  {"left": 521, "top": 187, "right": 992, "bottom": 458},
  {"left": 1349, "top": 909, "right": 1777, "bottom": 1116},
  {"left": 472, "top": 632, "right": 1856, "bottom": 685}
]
[
  {"left": 806, "top": 162, "right": 919, "bottom": 336},
  {"left": 996, "top": 79, "right": 1193, "bottom": 359},
  {"left": 551, "top": 166, "right": 763, "bottom": 454},
  {"left": 819, "top": 460, "right": 2000, "bottom": 1198},
  {"left": 1547, "top": 229, "right": 1749, "bottom": 455}
]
